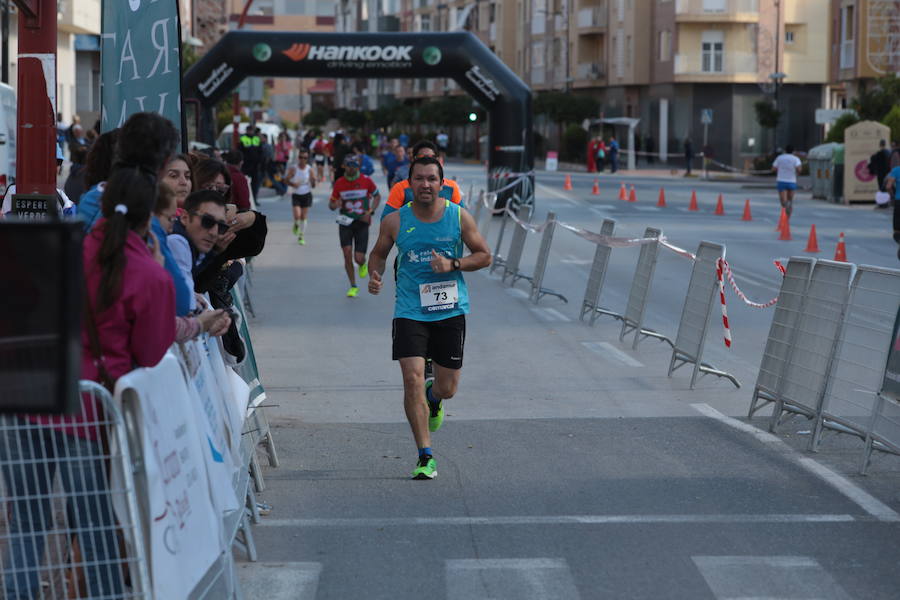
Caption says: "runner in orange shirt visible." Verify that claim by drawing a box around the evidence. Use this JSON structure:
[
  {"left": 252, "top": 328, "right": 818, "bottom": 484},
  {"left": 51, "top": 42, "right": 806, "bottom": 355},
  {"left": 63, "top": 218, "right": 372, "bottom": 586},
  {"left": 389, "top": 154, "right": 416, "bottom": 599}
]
[{"left": 380, "top": 140, "right": 463, "bottom": 221}]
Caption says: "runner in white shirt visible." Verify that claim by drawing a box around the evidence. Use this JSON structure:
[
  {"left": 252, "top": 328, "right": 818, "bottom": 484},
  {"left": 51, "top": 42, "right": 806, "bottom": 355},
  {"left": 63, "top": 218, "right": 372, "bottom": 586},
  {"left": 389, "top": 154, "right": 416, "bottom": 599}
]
[
  {"left": 772, "top": 145, "right": 803, "bottom": 217},
  {"left": 286, "top": 150, "right": 316, "bottom": 245}
]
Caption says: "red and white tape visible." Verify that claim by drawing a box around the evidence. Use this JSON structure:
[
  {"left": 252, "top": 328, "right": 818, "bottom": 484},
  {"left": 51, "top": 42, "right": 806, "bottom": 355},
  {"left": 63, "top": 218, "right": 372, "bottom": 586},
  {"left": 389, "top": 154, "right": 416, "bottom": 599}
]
[{"left": 715, "top": 258, "right": 733, "bottom": 348}]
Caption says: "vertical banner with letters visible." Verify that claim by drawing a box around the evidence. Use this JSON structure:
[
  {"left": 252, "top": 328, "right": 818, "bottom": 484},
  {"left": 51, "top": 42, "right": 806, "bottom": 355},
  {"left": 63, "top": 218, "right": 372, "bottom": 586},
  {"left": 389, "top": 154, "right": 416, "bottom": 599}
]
[{"left": 100, "top": 0, "right": 183, "bottom": 137}]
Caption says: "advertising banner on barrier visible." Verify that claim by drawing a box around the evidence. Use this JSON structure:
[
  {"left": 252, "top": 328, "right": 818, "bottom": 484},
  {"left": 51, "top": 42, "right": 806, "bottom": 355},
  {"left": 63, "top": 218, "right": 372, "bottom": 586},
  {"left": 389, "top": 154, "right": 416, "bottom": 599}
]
[
  {"left": 185, "top": 339, "right": 241, "bottom": 520},
  {"left": 116, "top": 353, "right": 221, "bottom": 600},
  {"left": 231, "top": 286, "right": 267, "bottom": 407}
]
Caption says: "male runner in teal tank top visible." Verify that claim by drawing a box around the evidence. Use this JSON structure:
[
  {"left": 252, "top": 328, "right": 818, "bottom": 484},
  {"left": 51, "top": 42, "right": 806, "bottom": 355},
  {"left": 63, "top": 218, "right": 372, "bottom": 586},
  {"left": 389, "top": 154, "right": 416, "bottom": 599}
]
[{"left": 367, "top": 156, "right": 492, "bottom": 479}]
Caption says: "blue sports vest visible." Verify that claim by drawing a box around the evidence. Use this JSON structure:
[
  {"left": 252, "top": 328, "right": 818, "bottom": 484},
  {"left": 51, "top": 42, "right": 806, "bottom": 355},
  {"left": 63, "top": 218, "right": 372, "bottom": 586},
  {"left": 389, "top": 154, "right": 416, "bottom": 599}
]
[{"left": 395, "top": 200, "right": 469, "bottom": 321}]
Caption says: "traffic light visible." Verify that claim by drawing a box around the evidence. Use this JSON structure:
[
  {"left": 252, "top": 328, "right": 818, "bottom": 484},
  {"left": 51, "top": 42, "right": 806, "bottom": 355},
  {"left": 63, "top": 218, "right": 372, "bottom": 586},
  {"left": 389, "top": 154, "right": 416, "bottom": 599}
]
[{"left": 468, "top": 111, "right": 478, "bottom": 122}]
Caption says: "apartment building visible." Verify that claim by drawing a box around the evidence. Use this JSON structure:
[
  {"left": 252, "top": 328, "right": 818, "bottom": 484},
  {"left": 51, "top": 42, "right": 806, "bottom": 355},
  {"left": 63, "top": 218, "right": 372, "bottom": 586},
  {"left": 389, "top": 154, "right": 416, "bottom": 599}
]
[
  {"left": 828, "top": 0, "right": 900, "bottom": 110},
  {"left": 195, "top": 0, "right": 337, "bottom": 125}
]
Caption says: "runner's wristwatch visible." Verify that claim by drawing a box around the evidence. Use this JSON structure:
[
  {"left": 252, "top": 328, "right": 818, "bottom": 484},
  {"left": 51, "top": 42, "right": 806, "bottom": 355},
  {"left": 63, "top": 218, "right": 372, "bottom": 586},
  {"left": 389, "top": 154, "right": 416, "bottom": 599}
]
[{"left": 452, "top": 258, "right": 460, "bottom": 271}]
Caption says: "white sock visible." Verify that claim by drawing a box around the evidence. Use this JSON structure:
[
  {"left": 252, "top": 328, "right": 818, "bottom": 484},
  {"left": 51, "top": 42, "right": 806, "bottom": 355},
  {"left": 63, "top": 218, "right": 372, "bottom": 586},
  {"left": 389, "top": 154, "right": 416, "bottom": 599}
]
[{"left": 300, "top": 219, "right": 307, "bottom": 234}]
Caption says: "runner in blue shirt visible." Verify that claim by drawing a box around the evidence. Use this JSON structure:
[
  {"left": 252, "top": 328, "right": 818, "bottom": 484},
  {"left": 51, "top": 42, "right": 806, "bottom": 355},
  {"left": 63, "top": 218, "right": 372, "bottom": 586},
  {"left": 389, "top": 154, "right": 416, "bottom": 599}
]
[{"left": 367, "top": 156, "right": 491, "bottom": 479}]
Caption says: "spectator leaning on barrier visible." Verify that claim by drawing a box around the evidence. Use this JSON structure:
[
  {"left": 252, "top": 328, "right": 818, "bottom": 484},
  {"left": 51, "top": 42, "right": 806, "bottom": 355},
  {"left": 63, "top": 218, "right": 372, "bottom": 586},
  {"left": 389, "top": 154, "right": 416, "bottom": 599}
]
[
  {"left": 1, "top": 168, "right": 175, "bottom": 599},
  {"left": 151, "top": 180, "right": 194, "bottom": 317},
  {"left": 168, "top": 190, "right": 228, "bottom": 302},
  {"left": 194, "top": 157, "right": 233, "bottom": 203}
]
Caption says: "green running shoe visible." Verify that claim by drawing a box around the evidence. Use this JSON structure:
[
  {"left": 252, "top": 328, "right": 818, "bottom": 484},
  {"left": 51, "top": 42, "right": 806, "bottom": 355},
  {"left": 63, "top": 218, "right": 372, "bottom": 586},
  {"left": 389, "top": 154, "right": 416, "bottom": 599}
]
[
  {"left": 297, "top": 233, "right": 305, "bottom": 246},
  {"left": 346, "top": 286, "right": 359, "bottom": 298},
  {"left": 358, "top": 262, "right": 368, "bottom": 278},
  {"left": 426, "top": 378, "right": 444, "bottom": 432},
  {"left": 411, "top": 454, "right": 437, "bottom": 480},
  {"left": 292, "top": 222, "right": 299, "bottom": 235}
]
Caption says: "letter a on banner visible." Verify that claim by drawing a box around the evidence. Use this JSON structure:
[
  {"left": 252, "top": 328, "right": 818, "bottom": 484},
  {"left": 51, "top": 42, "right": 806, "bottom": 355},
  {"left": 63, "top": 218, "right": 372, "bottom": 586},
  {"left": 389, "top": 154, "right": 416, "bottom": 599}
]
[{"left": 100, "top": 0, "right": 184, "bottom": 142}]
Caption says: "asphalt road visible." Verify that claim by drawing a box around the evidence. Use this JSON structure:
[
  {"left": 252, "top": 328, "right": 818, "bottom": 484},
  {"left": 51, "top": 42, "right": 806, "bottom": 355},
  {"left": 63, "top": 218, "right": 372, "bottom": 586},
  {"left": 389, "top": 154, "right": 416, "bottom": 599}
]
[{"left": 237, "top": 165, "right": 900, "bottom": 599}]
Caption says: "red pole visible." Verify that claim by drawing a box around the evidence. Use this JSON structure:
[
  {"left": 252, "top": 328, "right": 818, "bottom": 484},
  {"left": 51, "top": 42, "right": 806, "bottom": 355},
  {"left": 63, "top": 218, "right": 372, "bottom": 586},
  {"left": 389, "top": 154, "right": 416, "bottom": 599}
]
[
  {"left": 13, "top": 0, "right": 56, "bottom": 198},
  {"left": 232, "top": 0, "right": 255, "bottom": 151}
]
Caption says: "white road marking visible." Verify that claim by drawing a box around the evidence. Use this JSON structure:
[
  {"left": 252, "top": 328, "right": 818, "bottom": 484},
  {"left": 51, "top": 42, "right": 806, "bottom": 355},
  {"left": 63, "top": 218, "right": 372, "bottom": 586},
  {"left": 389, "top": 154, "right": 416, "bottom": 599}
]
[
  {"left": 691, "top": 403, "right": 784, "bottom": 444},
  {"left": 237, "top": 562, "right": 321, "bottom": 599},
  {"left": 447, "top": 558, "right": 580, "bottom": 600},
  {"left": 531, "top": 307, "right": 571, "bottom": 322},
  {"left": 537, "top": 183, "right": 579, "bottom": 205},
  {"left": 258, "top": 514, "right": 856, "bottom": 528},
  {"left": 693, "top": 555, "right": 852, "bottom": 600},
  {"left": 505, "top": 287, "right": 530, "bottom": 300},
  {"left": 632, "top": 205, "right": 659, "bottom": 212},
  {"left": 582, "top": 341, "right": 644, "bottom": 367},
  {"left": 561, "top": 254, "right": 593, "bottom": 265},
  {"left": 691, "top": 403, "right": 900, "bottom": 522},
  {"left": 796, "top": 458, "right": 900, "bottom": 522}
]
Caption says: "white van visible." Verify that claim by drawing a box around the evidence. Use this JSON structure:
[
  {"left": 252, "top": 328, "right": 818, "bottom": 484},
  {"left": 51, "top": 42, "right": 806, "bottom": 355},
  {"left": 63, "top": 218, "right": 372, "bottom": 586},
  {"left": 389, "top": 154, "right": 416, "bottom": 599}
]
[
  {"left": 217, "top": 122, "right": 285, "bottom": 150},
  {"left": 0, "top": 83, "right": 16, "bottom": 197}
]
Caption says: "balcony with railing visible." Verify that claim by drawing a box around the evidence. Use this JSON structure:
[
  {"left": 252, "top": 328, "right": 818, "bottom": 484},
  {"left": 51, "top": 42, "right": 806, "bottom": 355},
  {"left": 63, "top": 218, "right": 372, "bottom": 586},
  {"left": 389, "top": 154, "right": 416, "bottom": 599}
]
[
  {"left": 577, "top": 6, "right": 608, "bottom": 32},
  {"left": 675, "top": 0, "right": 759, "bottom": 23},
  {"left": 58, "top": 0, "right": 101, "bottom": 35},
  {"left": 575, "top": 62, "right": 606, "bottom": 82},
  {"left": 674, "top": 51, "right": 757, "bottom": 79}
]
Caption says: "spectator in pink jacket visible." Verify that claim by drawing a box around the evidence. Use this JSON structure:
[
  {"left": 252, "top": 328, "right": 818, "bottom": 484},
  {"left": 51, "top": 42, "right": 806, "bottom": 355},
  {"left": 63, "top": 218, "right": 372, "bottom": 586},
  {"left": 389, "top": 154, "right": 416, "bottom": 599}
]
[{"left": 3, "top": 168, "right": 175, "bottom": 598}]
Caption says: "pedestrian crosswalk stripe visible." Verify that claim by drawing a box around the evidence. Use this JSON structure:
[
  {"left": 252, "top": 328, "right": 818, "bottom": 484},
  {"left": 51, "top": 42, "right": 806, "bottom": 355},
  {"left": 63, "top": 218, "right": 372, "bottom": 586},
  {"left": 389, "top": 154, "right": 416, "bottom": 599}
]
[
  {"left": 693, "top": 555, "right": 851, "bottom": 600},
  {"left": 237, "top": 562, "right": 321, "bottom": 600},
  {"left": 446, "top": 558, "right": 580, "bottom": 600}
]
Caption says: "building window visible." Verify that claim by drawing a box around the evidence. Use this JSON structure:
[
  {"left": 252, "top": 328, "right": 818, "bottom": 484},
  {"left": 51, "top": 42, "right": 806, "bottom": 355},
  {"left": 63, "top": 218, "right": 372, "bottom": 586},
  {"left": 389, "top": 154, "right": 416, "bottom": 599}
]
[
  {"left": 785, "top": 30, "right": 795, "bottom": 44},
  {"left": 658, "top": 30, "right": 671, "bottom": 61},
  {"left": 626, "top": 35, "right": 632, "bottom": 67},
  {"left": 701, "top": 31, "right": 724, "bottom": 73},
  {"left": 840, "top": 5, "right": 854, "bottom": 68},
  {"left": 702, "top": 0, "right": 726, "bottom": 11}
]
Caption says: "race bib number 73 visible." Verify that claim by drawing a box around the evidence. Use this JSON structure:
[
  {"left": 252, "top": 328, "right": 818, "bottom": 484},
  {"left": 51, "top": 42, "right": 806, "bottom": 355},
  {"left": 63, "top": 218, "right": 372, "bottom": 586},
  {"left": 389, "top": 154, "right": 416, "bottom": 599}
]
[{"left": 419, "top": 280, "right": 459, "bottom": 313}]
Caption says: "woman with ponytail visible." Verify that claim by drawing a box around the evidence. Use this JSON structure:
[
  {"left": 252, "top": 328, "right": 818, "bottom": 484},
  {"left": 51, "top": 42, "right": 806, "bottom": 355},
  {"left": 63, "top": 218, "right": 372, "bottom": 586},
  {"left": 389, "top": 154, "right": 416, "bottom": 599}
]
[{"left": 3, "top": 168, "right": 175, "bottom": 598}]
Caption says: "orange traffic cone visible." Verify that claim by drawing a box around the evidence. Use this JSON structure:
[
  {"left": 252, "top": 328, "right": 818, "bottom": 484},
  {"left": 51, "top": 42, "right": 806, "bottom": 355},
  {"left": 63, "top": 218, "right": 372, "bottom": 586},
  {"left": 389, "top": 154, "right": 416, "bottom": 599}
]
[
  {"left": 591, "top": 178, "right": 600, "bottom": 196},
  {"left": 563, "top": 174, "right": 573, "bottom": 191},
  {"left": 779, "top": 213, "right": 792, "bottom": 241},
  {"left": 834, "top": 231, "right": 847, "bottom": 262},
  {"left": 741, "top": 199, "right": 752, "bottom": 221},
  {"left": 804, "top": 224, "right": 820, "bottom": 253},
  {"left": 618, "top": 183, "right": 627, "bottom": 200},
  {"left": 628, "top": 185, "right": 637, "bottom": 202},
  {"left": 688, "top": 190, "right": 699, "bottom": 211},
  {"left": 714, "top": 193, "right": 725, "bottom": 215},
  {"left": 657, "top": 188, "right": 666, "bottom": 207},
  {"left": 775, "top": 207, "right": 787, "bottom": 232}
]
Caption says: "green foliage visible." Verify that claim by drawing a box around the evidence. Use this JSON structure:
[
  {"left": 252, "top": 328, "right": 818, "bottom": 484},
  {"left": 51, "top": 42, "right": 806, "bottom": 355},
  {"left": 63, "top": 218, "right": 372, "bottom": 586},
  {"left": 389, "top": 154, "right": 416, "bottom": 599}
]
[
  {"left": 561, "top": 124, "right": 588, "bottom": 161},
  {"left": 882, "top": 104, "right": 900, "bottom": 143},
  {"left": 824, "top": 112, "right": 860, "bottom": 143},
  {"left": 754, "top": 100, "right": 781, "bottom": 130},
  {"left": 851, "top": 73, "right": 900, "bottom": 121},
  {"left": 302, "top": 108, "right": 329, "bottom": 127},
  {"left": 534, "top": 91, "right": 599, "bottom": 124},
  {"left": 336, "top": 108, "right": 366, "bottom": 129},
  {"left": 418, "top": 96, "right": 473, "bottom": 127}
]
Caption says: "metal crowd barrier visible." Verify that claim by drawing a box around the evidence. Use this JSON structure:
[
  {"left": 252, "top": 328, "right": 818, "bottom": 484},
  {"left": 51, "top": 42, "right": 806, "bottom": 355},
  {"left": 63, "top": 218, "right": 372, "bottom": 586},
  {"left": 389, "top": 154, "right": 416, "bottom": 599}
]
[
  {"left": 809, "top": 265, "right": 900, "bottom": 452},
  {"left": 529, "top": 212, "right": 567, "bottom": 304},
  {"left": 502, "top": 218, "right": 530, "bottom": 286},
  {"left": 489, "top": 205, "right": 511, "bottom": 274},
  {"left": 619, "top": 227, "right": 667, "bottom": 349},
  {"left": 579, "top": 219, "right": 623, "bottom": 325},
  {"left": 667, "top": 242, "right": 740, "bottom": 389},
  {"left": 748, "top": 258, "right": 816, "bottom": 418},
  {"left": 471, "top": 189, "right": 484, "bottom": 224},
  {"left": 767, "top": 260, "right": 853, "bottom": 433},
  {"left": 863, "top": 392, "right": 900, "bottom": 474},
  {"left": 0, "top": 382, "right": 151, "bottom": 599}
]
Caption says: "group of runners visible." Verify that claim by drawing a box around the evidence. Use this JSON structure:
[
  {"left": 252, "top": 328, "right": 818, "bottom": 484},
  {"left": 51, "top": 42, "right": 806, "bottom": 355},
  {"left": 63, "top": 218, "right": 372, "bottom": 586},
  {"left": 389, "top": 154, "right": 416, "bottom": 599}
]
[{"left": 283, "top": 138, "right": 490, "bottom": 479}]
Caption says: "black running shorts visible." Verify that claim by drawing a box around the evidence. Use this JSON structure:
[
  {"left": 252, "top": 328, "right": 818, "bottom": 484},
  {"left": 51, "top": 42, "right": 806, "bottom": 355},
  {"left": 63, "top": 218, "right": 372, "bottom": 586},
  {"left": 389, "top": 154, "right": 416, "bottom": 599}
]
[
  {"left": 338, "top": 219, "right": 369, "bottom": 251},
  {"left": 392, "top": 315, "right": 466, "bottom": 369},
  {"left": 291, "top": 192, "right": 312, "bottom": 208}
]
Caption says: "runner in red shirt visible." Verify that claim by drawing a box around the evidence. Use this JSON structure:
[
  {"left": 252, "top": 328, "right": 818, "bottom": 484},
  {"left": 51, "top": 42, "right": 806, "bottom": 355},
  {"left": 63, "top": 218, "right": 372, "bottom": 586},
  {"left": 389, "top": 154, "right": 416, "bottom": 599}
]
[{"left": 329, "top": 154, "right": 381, "bottom": 297}]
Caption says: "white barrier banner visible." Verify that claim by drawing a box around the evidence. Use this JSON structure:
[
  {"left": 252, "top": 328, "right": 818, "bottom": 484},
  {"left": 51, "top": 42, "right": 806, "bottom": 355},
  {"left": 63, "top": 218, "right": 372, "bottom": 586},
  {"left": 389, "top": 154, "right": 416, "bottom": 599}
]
[
  {"left": 187, "top": 338, "right": 241, "bottom": 519},
  {"left": 204, "top": 336, "right": 244, "bottom": 460},
  {"left": 116, "top": 353, "right": 222, "bottom": 600}
]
